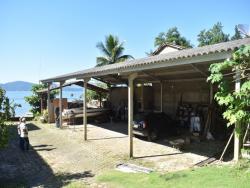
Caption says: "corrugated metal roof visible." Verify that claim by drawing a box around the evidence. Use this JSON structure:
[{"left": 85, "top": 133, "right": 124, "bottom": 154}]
[
  {"left": 37, "top": 80, "right": 108, "bottom": 93},
  {"left": 41, "top": 38, "right": 250, "bottom": 83}
]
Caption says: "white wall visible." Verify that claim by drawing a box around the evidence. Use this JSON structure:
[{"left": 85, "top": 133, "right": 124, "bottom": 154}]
[{"left": 159, "top": 47, "right": 179, "bottom": 55}]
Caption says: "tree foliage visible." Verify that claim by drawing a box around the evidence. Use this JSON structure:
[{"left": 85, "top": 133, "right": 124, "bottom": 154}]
[
  {"left": 198, "top": 22, "right": 230, "bottom": 47},
  {"left": 86, "top": 82, "right": 108, "bottom": 103},
  {"left": 208, "top": 45, "right": 250, "bottom": 128},
  {"left": 154, "top": 27, "right": 192, "bottom": 48},
  {"left": 96, "top": 34, "right": 134, "bottom": 67},
  {"left": 25, "top": 84, "right": 57, "bottom": 115},
  {"left": 0, "top": 87, "right": 11, "bottom": 148},
  {"left": 231, "top": 25, "right": 243, "bottom": 41}
]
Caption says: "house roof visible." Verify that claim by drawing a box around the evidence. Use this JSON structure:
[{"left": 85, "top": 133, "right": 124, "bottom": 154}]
[
  {"left": 41, "top": 38, "right": 250, "bottom": 84},
  {"left": 151, "top": 42, "right": 185, "bottom": 55}
]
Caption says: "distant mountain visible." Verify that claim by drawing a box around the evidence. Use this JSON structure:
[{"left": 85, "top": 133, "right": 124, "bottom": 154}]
[{"left": 0, "top": 81, "right": 34, "bottom": 91}]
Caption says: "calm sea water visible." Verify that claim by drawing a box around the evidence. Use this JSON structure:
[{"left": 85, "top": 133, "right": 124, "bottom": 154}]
[{"left": 6, "top": 90, "right": 83, "bottom": 117}]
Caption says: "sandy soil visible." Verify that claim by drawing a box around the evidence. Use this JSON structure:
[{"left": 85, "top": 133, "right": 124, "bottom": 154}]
[{"left": 0, "top": 121, "right": 223, "bottom": 187}]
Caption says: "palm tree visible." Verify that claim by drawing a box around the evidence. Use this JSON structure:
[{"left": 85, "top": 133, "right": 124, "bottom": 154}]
[{"left": 96, "top": 35, "right": 134, "bottom": 67}]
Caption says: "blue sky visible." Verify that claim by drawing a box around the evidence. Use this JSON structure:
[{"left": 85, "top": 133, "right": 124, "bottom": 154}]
[{"left": 0, "top": 0, "right": 250, "bottom": 83}]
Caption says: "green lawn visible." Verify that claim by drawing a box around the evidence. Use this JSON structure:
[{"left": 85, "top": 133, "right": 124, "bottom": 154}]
[{"left": 97, "top": 160, "right": 250, "bottom": 188}]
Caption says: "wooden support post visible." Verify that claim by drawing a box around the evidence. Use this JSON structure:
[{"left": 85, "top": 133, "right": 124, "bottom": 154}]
[
  {"left": 141, "top": 84, "right": 144, "bottom": 112},
  {"left": 47, "top": 83, "right": 51, "bottom": 123},
  {"left": 160, "top": 82, "right": 163, "bottom": 112},
  {"left": 99, "top": 93, "right": 102, "bottom": 108},
  {"left": 59, "top": 81, "right": 64, "bottom": 128},
  {"left": 83, "top": 78, "right": 90, "bottom": 141},
  {"left": 40, "top": 95, "right": 43, "bottom": 113},
  {"left": 234, "top": 70, "right": 241, "bottom": 161},
  {"left": 209, "top": 84, "right": 213, "bottom": 105},
  {"left": 128, "top": 73, "right": 137, "bottom": 158}
]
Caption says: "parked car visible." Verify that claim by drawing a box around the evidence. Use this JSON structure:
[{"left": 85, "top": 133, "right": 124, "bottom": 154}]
[{"left": 133, "top": 112, "right": 178, "bottom": 141}]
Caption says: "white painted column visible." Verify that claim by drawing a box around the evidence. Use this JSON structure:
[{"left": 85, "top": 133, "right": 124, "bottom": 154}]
[
  {"left": 234, "top": 70, "right": 241, "bottom": 161},
  {"left": 160, "top": 82, "right": 163, "bottom": 112},
  {"left": 83, "top": 78, "right": 90, "bottom": 141},
  {"left": 47, "top": 83, "right": 51, "bottom": 123},
  {"left": 59, "top": 81, "right": 64, "bottom": 128},
  {"left": 128, "top": 73, "right": 137, "bottom": 158}
]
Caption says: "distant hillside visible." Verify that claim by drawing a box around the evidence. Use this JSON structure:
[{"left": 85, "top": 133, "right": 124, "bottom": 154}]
[
  {"left": 0, "top": 81, "right": 34, "bottom": 91},
  {"left": 0, "top": 81, "right": 82, "bottom": 91}
]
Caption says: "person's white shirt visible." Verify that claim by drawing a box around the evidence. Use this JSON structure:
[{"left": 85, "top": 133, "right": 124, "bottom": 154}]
[
  {"left": 20, "top": 123, "right": 28, "bottom": 138},
  {"left": 17, "top": 123, "right": 21, "bottom": 135}
]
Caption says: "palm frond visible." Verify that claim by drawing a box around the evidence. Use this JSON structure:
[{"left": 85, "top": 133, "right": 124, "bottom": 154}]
[
  {"left": 106, "top": 35, "right": 119, "bottom": 53},
  {"left": 117, "top": 55, "right": 134, "bottom": 63},
  {"left": 96, "top": 34, "right": 133, "bottom": 66},
  {"left": 113, "top": 43, "right": 125, "bottom": 61},
  {"left": 96, "top": 42, "right": 110, "bottom": 57},
  {"left": 96, "top": 57, "right": 110, "bottom": 67}
]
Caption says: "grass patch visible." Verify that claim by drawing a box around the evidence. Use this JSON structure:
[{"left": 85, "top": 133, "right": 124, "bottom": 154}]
[
  {"left": 97, "top": 160, "right": 250, "bottom": 188},
  {"left": 62, "top": 181, "right": 86, "bottom": 188}
]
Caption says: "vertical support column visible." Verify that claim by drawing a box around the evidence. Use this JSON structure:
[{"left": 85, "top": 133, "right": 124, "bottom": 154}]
[
  {"left": 141, "top": 84, "right": 144, "bottom": 112},
  {"left": 59, "top": 81, "right": 64, "bottom": 128},
  {"left": 160, "top": 82, "right": 163, "bottom": 112},
  {"left": 47, "top": 83, "right": 51, "bottom": 123},
  {"left": 99, "top": 93, "right": 102, "bottom": 108},
  {"left": 234, "top": 70, "right": 241, "bottom": 161},
  {"left": 209, "top": 84, "right": 213, "bottom": 104},
  {"left": 40, "top": 94, "right": 43, "bottom": 113},
  {"left": 128, "top": 73, "right": 137, "bottom": 158},
  {"left": 83, "top": 78, "right": 90, "bottom": 141}
]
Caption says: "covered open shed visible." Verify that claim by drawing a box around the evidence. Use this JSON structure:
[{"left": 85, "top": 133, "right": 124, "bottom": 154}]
[
  {"left": 37, "top": 80, "right": 109, "bottom": 123},
  {"left": 41, "top": 38, "right": 250, "bottom": 160}
]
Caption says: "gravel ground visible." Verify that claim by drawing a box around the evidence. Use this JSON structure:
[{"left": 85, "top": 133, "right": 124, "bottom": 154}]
[{"left": 0, "top": 121, "right": 223, "bottom": 187}]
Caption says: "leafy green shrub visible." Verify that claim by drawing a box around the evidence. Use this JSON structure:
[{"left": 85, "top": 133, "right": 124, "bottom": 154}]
[
  {"left": 0, "top": 87, "right": 11, "bottom": 148},
  {"left": 208, "top": 45, "right": 250, "bottom": 126},
  {"left": 25, "top": 84, "right": 57, "bottom": 115}
]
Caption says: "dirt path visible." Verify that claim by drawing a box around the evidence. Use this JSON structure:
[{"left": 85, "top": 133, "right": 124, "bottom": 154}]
[{"left": 0, "top": 121, "right": 223, "bottom": 187}]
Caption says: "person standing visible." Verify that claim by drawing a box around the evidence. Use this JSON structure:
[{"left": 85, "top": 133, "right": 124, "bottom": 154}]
[
  {"left": 20, "top": 117, "right": 29, "bottom": 151},
  {"left": 17, "top": 117, "right": 22, "bottom": 149},
  {"left": 55, "top": 106, "right": 60, "bottom": 128}
]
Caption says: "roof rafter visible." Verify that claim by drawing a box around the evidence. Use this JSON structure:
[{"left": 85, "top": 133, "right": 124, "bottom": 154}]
[{"left": 190, "top": 64, "right": 208, "bottom": 77}]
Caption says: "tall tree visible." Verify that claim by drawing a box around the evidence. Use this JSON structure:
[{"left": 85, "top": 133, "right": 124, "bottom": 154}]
[
  {"left": 231, "top": 25, "right": 243, "bottom": 40},
  {"left": 154, "top": 27, "right": 192, "bottom": 48},
  {"left": 96, "top": 35, "right": 134, "bottom": 67},
  {"left": 197, "top": 22, "right": 230, "bottom": 47}
]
